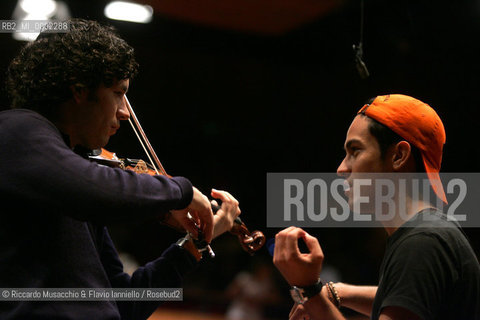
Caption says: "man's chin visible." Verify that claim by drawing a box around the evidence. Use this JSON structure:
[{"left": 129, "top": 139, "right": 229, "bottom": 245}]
[
  {"left": 88, "top": 139, "right": 109, "bottom": 151},
  {"left": 349, "top": 197, "right": 376, "bottom": 215}
]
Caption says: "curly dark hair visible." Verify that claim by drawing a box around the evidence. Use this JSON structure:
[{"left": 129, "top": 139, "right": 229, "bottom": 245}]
[{"left": 6, "top": 18, "right": 139, "bottom": 118}]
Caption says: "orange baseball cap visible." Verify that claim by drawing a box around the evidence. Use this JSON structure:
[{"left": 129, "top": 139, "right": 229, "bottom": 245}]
[{"left": 357, "top": 94, "right": 447, "bottom": 204}]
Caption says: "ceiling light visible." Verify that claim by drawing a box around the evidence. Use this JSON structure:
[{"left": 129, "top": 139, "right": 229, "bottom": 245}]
[
  {"left": 104, "top": 1, "right": 153, "bottom": 24},
  {"left": 19, "top": 0, "right": 57, "bottom": 18}
]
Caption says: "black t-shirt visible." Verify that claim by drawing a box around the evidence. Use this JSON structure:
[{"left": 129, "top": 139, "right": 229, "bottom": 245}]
[{"left": 372, "top": 209, "right": 480, "bottom": 320}]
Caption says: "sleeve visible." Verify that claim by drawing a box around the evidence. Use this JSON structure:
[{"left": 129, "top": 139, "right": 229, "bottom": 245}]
[
  {"left": 0, "top": 111, "right": 193, "bottom": 223},
  {"left": 378, "top": 233, "right": 458, "bottom": 320},
  {"left": 98, "top": 227, "right": 198, "bottom": 320}
]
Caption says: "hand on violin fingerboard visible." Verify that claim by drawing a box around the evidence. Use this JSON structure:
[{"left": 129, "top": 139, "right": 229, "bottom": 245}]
[
  {"left": 210, "top": 189, "right": 241, "bottom": 239},
  {"left": 171, "top": 186, "right": 214, "bottom": 243}
]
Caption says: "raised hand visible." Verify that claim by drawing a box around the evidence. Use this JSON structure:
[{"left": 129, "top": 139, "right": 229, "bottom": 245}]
[
  {"left": 273, "top": 227, "right": 324, "bottom": 287},
  {"left": 210, "top": 188, "right": 241, "bottom": 239}
]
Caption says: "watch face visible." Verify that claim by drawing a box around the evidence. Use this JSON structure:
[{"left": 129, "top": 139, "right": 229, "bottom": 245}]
[{"left": 290, "top": 287, "right": 306, "bottom": 304}]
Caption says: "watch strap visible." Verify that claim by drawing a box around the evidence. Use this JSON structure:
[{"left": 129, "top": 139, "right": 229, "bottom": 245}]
[
  {"left": 290, "top": 279, "right": 324, "bottom": 305},
  {"left": 303, "top": 278, "right": 324, "bottom": 298}
]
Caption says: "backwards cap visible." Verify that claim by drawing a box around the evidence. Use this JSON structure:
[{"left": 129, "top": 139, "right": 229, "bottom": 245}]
[{"left": 357, "top": 94, "right": 447, "bottom": 203}]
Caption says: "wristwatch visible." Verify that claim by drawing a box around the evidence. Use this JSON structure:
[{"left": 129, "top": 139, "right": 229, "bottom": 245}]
[{"left": 290, "top": 279, "right": 324, "bottom": 305}]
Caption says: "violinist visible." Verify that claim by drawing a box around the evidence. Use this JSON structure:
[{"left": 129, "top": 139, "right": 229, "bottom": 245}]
[{"left": 0, "top": 18, "right": 240, "bottom": 319}]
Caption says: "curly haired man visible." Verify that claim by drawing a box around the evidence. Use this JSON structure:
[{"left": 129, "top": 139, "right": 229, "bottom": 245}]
[{"left": 0, "top": 19, "right": 241, "bottom": 319}]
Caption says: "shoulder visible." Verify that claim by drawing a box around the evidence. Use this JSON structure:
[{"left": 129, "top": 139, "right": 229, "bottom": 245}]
[
  {"left": 394, "top": 209, "right": 468, "bottom": 251},
  {"left": 0, "top": 109, "right": 61, "bottom": 141},
  {"left": 383, "top": 212, "right": 473, "bottom": 286},
  {"left": 377, "top": 215, "right": 480, "bottom": 320},
  {"left": 0, "top": 109, "right": 69, "bottom": 160},
  {"left": 382, "top": 210, "right": 468, "bottom": 279},
  {"left": 390, "top": 226, "right": 462, "bottom": 267},
  {"left": 0, "top": 108, "right": 54, "bottom": 123},
  {"left": 392, "top": 231, "right": 453, "bottom": 261},
  {"left": 0, "top": 109, "right": 57, "bottom": 132}
]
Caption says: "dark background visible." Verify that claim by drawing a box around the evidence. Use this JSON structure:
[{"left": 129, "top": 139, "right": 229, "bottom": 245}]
[{"left": 1, "top": 0, "right": 479, "bottom": 318}]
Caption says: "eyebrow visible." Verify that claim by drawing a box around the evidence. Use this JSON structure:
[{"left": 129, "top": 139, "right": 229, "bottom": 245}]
[{"left": 344, "top": 139, "right": 363, "bottom": 150}]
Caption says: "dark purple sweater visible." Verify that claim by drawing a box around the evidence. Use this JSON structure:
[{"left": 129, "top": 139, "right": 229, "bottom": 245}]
[{"left": 0, "top": 109, "right": 198, "bottom": 319}]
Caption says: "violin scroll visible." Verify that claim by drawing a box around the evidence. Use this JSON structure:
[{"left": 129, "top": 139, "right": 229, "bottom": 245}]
[
  {"left": 207, "top": 204, "right": 266, "bottom": 255},
  {"left": 230, "top": 217, "right": 266, "bottom": 255}
]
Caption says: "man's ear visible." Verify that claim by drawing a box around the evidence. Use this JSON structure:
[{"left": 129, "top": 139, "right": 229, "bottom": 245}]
[
  {"left": 391, "top": 141, "right": 413, "bottom": 171},
  {"left": 70, "top": 85, "right": 88, "bottom": 104}
]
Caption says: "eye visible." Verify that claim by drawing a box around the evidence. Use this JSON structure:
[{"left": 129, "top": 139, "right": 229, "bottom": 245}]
[
  {"left": 350, "top": 147, "right": 360, "bottom": 157},
  {"left": 114, "top": 92, "right": 125, "bottom": 100}
]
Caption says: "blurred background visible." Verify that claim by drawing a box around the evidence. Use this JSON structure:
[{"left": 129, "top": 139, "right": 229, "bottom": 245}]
[{"left": 1, "top": 0, "right": 479, "bottom": 319}]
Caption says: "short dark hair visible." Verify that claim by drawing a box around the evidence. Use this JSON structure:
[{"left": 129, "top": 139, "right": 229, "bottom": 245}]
[
  {"left": 6, "top": 19, "right": 139, "bottom": 118},
  {"left": 359, "top": 97, "right": 425, "bottom": 172}
]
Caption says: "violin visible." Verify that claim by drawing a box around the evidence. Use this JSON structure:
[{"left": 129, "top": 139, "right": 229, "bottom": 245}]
[{"left": 89, "top": 96, "right": 265, "bottom": 256}]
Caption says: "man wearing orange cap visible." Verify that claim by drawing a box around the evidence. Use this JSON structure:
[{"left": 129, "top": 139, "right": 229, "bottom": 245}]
[{"left": 273, "top": 94, "right": 480, "bottom": 320}]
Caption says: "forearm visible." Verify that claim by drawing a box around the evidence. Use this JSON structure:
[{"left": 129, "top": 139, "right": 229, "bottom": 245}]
[
  {"left": 2, "top": 116, "right": 194, "bottom": 223},
  {"left": 332, "top": 282, "right": 377, "bottom": 317}
]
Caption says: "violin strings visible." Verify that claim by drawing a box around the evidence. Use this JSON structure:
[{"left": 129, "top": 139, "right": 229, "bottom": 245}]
[
  {"left": 124, "top": 95, "right": 171, "bottom": 176},
  {"left": 124, "top": 95, "right": 164, "bottom": 175},
  {"left": 127, "top": 118, "right": 159, "bottom": 175}
]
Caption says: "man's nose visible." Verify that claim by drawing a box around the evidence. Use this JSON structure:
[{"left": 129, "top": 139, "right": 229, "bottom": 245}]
[
  {"left": 117, "top": 97, "right": 130, "bottom": 121},
  {"left": 336, "top": 157, "right": 350, "bottom": 177}
]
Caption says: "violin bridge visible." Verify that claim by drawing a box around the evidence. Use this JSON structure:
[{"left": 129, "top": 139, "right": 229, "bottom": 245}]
[{"left": 133, "top": 159, "right": 149, "bottom": 174}]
